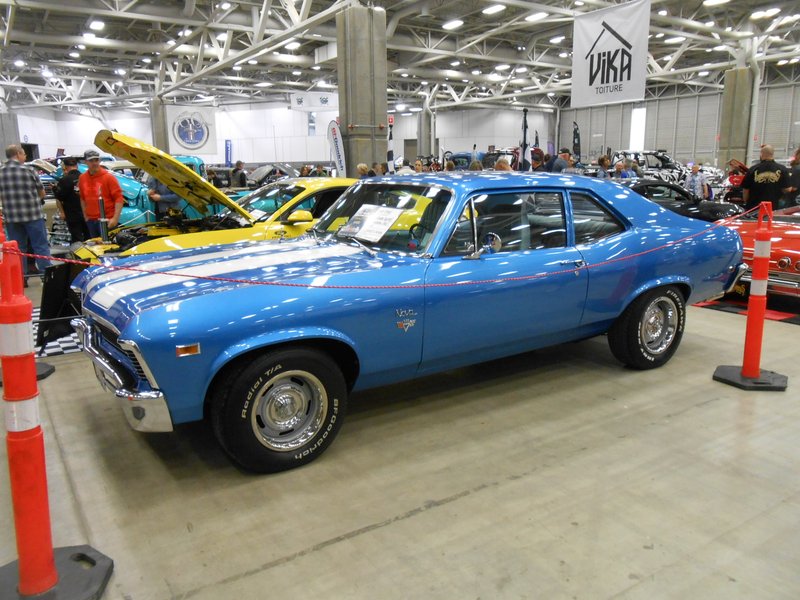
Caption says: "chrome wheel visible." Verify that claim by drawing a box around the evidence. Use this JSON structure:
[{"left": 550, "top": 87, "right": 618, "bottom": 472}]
[
  {"left": 639, "top": 295, "right": 678, "bottom": 355},
  {"left": 250, "top": 370, "right": 327, "bottom": 452}
]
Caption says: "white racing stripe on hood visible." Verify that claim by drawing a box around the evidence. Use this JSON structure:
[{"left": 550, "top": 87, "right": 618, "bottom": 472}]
[
  {"left": 90, "top": 243, "right": 362, "bottom": 311},
  {"left": 87, "top": 239, "right": 316, "bottom": 291}
]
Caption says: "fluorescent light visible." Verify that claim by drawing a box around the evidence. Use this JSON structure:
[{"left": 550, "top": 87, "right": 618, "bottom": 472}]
[
  {"left": 219, "top": 2, "right": 232, "bottom": 9},
  {"left": 142, "top": 58, "right": 152, "bottom": 64},
  {"left": 14, "top": 59, "right": 24, "bottom": 67},
  {"left": 292, "top": 70, "right": 302, "bottom": 75},
  {"left": 549, "top": 35, "right": 565, "bottom": 44},
  {"left": 247, "top": 59, "right": 257, "bottom": 65},
  {"left": 89, "top": 20, "right": 105, "bottom": 31},
  {"left": 82, "top": 32, "right": 96, "bottom": 40},
  {"left": 658, "top": 9, "right": 667, "bottom": 16},
  {"left": 285, "top": 41, "right": 301, "bottom": 50},
  {"left": 525, "top": 12, "right": 547, "bottom": 23},
  {"left": 559, "top": 52, "right": 569, "bottom": 58},
  {"left": 495, "top": 64, "right": 511, "bottom": 71},
  {"left": 482, "top": 4, "right": 506, "bottom": 15},
  {"left": 216, "top": 32, "right": 227, "bottom": 41},
  {"left": 312, "top": 65, "right": 321, "bottom": 70},
  {"left": 698, "top": 70, "right": 709, "bottom": 76},
  {"left": 69, "top": 51, "right": 80, "bottom": 58},
  {"left": 232, "top": 65, "right": 242, "bottom": 71},
  {"left": 442, "top": 19, "right": 463, "bottom": 30},
  {"left": 703, "top": 0, "right": 729, "bottom": 6},
  {"left": 409, "top": 107, "right": 423, "bottom": 112},
  {"left": 471, "top": 69, "right": 481, "bottom": 75},
  {"left": 254, "top": 82, "right": 273, "bottom": 87},
  {"left": 395, "top": 103, "right": 407, "bottom": 111},
  {"left": 665, "top": 36, "right": 686, "bottom": 43},
  {"left": 515, "top": 66, "right": 528, "bottom": 73},
  {"left": 450, "top": 60, "right": 460, "bottom": 66}
]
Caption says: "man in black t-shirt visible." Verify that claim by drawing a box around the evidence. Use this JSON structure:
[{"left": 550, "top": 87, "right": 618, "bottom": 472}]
[
  {"left": 742, "top": 144, "right": 790, "bottom": 211},
  {"left": 53, "top": 156, "right": 89, "bottom": 242}
]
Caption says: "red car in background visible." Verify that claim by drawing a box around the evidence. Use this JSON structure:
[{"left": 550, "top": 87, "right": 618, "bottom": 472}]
[{"left": 722, "top": 206, "right": 800, "bottom": 298}]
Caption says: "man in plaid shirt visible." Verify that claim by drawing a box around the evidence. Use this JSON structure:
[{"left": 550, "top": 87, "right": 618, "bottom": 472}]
[{"left": 0, "top": 144, "right": 52, "bottom": 279}]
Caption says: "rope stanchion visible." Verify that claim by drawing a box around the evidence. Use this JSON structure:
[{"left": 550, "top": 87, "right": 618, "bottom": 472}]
[
  {"left": 0, "top": 233, "right": 114, "bottom": 599},
  {"left": 713, "top": 202, "right": 788, "bottom": 391}
]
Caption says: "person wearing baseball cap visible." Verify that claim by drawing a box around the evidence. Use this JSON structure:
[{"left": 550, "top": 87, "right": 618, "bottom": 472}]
[
  {"left": 53, "top": 156, "right": 89, "bottom": 242},
  {"left": 551, "top": 148, "right": 571, "bottom": 173},
  {"left": 78, "top": 148, "right": 124, "bottom": 238}
]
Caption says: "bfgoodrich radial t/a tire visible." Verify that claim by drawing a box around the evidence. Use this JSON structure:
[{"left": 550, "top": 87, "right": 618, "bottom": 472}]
[
  {"left": 211, "top": 348, "right": 347, "bottom": 473},
  {"left": 608, "top": 286, "right": 686, "bottom": 370}
]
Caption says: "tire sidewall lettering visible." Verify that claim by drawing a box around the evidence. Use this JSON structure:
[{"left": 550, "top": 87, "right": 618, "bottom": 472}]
[
  {"left": 294, "top": 397, "right": 339, "bottom": 461},
  {"left": 240, "top": 364, "right": 283, "bottom": 420},
  {"left": 637, "top": 289, "right": 684, "bottom": 361}
]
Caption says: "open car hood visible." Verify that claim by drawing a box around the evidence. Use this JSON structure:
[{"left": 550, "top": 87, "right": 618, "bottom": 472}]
[{"left": 94, "top": 129, "right": 254, "bottom": 222}]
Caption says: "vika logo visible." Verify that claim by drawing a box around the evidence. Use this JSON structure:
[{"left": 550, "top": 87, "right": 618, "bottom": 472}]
[{"left": 585, "top": 20, "right": 632, "bottom": 93}]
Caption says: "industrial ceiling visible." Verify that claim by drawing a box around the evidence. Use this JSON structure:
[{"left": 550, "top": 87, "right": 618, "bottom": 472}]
[{"left": 0, "top": 0, "right": 798, "bottom": 116}]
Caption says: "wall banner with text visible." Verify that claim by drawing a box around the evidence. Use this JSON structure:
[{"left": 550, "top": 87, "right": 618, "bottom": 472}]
[{"left": 571, "top": 0, "right": 651, "bottom": 108}]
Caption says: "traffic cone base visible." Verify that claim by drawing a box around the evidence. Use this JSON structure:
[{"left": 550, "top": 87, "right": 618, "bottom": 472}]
[{"left": 713, "top": 365, "right": 788, "bottom": 391}]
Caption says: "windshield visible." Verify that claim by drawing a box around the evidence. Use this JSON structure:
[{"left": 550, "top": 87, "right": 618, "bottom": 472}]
[
  {"left": 229, "top": 182, "right": 307, "bottom": 221},
  {"left": 313, "top": 182, "right": 453, "bottom": 254}
]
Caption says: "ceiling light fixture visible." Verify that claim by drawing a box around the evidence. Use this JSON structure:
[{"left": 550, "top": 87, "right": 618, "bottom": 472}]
[
  {"left": 82, "top": 32, "right": 96, "bottom": 40},
  {"left": 442, "top": 19, "right": 464, "bottom": 30},
  {"left": 550, "top": 35, "right": 565, "bottom": 44},
  {"left": 292, "top": 70, "right": 302, "bottom": 76},
  {"left": 450, "top": 60, "right": 460, "bottom": 66},
  {"left": 482, "top": 4, "right": 506, "bottom": 15},
  {"left": 525, "top": 12, "right": 548, "bottom": 23},
  {"left": 495, "top": 64, "right": 511, "bottom": 71},
  {"left": 658, "top": 10, "right": 668, "bottom": 16},
  {"left": 703, "top": 0, "right": 729, "bottom": 6},
  {"left": 254, "top": 82, "right": 273, "bottom": 87},
  {"left": 219, "top": 1, "right": 232, "bottom": 9},
  {"left": 89, "top": 20, "right": 105, "bottom": 31},
  {"left": 14, "top": 59, "right": 25, "bottom": 67},
  {"left": 142, "top": 57, "right": 152, "bottom": 64},
  {"left": 285, "top": 41, "right": 301, "bottom": 50},
  {"left": 216, "top": 32, "right": 227, "bottom": 41},
  {"left": 665, "top": 36, "right": 686, "bottom": 43}
]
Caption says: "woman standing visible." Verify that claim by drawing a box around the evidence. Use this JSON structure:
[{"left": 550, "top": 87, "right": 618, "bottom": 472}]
[{"left": 783, "top": 147, "right": 800, "bottom": 207}]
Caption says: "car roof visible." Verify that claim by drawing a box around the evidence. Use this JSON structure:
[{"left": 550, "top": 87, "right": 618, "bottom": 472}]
[{"left": 367, "top": 171, "right": 621, "bottom": 196}]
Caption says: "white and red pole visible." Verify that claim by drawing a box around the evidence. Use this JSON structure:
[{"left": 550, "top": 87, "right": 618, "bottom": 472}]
[
  {"left": 0, "top": 235, "right": 59, "bottom": 596},
  {"left": 714, "top": 202, "right": 788, "bottom": 391}
]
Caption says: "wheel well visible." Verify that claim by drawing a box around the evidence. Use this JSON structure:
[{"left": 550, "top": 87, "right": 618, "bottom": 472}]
[{"left": 203, "top": 338, "right": 360, "bottom": 419}]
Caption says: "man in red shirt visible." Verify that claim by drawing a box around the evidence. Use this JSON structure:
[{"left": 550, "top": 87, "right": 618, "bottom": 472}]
[{"left": 78, "top": 149, "right": 124, "bottom": 238}]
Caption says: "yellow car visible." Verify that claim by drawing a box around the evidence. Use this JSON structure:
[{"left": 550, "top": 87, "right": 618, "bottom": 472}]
[{"left": 69, "top": 130, "right": 355, "bottom": 261}]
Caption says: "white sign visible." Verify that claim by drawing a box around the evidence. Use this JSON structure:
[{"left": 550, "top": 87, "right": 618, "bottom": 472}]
[
  {"left": 571, "top": 0, "right": 651, "bottom": 108},
  {"left": 327, "top": 120, "right": 347, "bottom": 176},
  {"left": 165, "top": 105, "right": 217, "bottom": 154},
  {"left": 338, "top": 205, "right": 403, "bottom": 243}
]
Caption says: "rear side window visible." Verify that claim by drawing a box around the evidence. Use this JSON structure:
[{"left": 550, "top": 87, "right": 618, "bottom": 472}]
[{"left": 569, "top": 192, "right": 625, "bottom": 245}]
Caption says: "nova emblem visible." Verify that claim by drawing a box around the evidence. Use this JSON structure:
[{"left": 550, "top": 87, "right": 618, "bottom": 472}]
[{"left": 397, "top": 319, "right": 416, "bottom": 332}]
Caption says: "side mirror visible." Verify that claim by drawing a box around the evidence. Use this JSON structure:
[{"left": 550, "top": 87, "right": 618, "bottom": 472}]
[
  {"left": 465, "top": 232, "right": 501, "bottom": 260},
  {"left": 284, "top": 209, "right": 313, "bottom": 224}
]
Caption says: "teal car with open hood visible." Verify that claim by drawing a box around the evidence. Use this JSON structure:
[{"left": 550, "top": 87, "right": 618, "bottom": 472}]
[{"left": 70, "top": 173, "right": 745, "bottom": 473}]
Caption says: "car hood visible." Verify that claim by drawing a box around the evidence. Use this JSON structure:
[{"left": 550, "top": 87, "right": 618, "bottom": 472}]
[
  {"left": 75, "top": 238, "right": 400, "bottom": 332},
  {"left": 94, "top": 129, "right": 254, "bottom": 222}
]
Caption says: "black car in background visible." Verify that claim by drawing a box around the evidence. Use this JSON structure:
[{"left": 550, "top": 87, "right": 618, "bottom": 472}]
[{"left": 620, "top": 178, "right": 743, "bottom": 222}]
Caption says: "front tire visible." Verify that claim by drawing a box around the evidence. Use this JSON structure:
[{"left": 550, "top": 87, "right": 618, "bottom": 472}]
[
  {"left": 608, "top": 286, "right": 685, "bottom": 369},
  {"left": 211, "top": 348, "right": 347, "bottom": 473}
]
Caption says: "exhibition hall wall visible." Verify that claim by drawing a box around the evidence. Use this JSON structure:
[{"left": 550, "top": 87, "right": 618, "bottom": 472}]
[{"left": 12, "top": 104, "right": 556, "bottom": 165}]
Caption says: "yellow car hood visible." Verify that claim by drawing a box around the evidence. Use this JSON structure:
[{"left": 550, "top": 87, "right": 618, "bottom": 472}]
[{"left": 94, "top": 129, "right": 254, "bottom": 222}]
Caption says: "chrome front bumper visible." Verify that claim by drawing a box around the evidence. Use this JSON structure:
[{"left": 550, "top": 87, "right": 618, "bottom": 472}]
[{"left": 71, "top": 318, "right": 174, "bottom": 432}]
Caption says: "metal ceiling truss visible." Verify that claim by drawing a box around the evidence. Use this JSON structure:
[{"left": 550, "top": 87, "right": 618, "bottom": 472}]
[{"left": 0, "top": 0, "right": 796, "bottom": 114}]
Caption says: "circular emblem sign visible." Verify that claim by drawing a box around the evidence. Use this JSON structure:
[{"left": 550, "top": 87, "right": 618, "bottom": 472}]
[{"left": 172, "top": 112, "right": 209, "bottom": 150}]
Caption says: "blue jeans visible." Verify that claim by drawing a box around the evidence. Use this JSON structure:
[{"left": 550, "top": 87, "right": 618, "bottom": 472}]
[{"left": 5, "top": 219, "right": 53, "bottom": 275}]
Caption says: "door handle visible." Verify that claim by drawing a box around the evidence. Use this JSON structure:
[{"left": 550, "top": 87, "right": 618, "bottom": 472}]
[{"left": 560, "top": 259, "right": 586, "bottom": 268}]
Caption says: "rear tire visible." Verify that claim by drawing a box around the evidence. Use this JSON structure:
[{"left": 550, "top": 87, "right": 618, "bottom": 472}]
[
  {"left": 608, "top": 286, "right": 685, "bottom": 369},
  {"left": 211, "top": 348, "right": 347, "bottom": 473}
]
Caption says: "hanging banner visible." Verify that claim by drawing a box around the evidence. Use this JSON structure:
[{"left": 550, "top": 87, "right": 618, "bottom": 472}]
[
  {"left": 290, "top": 92, "right": 339, "bottom": 112},
  {"left": 327, "top": 120, "right": 347, "bottom": 176},
  {"left": 571, "top": 0, "right": 651, "bottom": 108}
]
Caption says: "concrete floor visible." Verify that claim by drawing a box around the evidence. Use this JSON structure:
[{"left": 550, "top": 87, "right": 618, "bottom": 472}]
[{"left": 2, "top": 279, "right": 799, "bottom": 600}]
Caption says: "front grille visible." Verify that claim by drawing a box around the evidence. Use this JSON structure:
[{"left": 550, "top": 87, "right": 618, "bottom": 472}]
[{"left": 95, "top": 322, "right": 147, "bottom": 381}]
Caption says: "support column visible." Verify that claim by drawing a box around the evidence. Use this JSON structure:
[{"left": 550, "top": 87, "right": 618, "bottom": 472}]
[
  {"left": 336, "top": 5, "right": 388, "bottom": 177},
  {"left": 718, "top": 67, "right": 754, "bottom": 168},
  {"left": 150, "top": 97, "right": 169, "bottom": 152},
  {"left": 417, "top": 109, "right": 433, "bottom": 157},
  {"left": 0, "top": 90, "right": 21, "bottom": 151}
]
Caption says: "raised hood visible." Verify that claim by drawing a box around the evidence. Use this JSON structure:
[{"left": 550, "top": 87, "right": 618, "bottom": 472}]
[{"left": 94, "top": 129, "right": 254, "bottom": 222}]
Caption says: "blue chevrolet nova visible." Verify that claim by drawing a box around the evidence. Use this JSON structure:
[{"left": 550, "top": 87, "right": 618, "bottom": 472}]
[{"left": 71, "top": 172, "right": 745, "bottom": 472}]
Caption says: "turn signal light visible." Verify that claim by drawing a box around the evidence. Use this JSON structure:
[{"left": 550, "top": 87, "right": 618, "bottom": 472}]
[{"left": 175, "top": 343, "right": 201, "bottom": 357}]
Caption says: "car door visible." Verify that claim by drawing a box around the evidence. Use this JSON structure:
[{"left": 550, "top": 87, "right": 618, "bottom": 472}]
[
  {"left": 265, "top": 187, "right": 349, "bottom": 239},
  {"left": 419, "top": 189, "right": 589, "bottom": 373}
]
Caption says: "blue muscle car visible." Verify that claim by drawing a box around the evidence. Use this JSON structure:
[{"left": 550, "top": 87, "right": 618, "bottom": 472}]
[{"left": 71, "top": 173, "right": 745, "bottom": 473}]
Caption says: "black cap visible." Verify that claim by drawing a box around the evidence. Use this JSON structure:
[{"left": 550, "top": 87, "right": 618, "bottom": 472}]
[
  {"left": 559, "top": 147, "right": 571, "bottom": 155},
  {"left": 84, "top": 149, "right": 100, "bottom": 160},
  {"left": 62, "top": 157, "right": 78, "bottom": 166}
]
